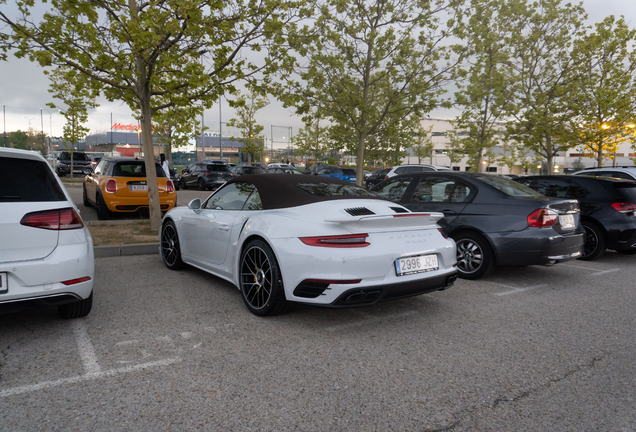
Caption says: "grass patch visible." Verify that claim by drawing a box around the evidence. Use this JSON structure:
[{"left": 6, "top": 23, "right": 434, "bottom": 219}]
[{"left": 88, "top": 221, "right": 159, "bottom": 246}]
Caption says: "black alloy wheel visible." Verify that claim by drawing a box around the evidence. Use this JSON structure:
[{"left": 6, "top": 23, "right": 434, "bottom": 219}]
[
  {"left": 580, "top": 221, "right": 606, "bottom": 261},
  {"left": 82, "top": 185, "right": 90, "bottom": 207},
  {"left": 96, "top": 193, "right": 110, "bottom": 220},
  {"left": 161, "top": 220, "right": 185, "bottom": 270},
  {"left": 453, "top": 232, "right": 494, "bottom": 280},
  {"left": 239, "top": 239, "right": 290, "bottom": 316}
]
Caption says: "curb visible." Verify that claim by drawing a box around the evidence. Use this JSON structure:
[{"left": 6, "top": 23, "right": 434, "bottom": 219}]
[{"left": 94, "top": 243, "right": 160, "bottom": 258}]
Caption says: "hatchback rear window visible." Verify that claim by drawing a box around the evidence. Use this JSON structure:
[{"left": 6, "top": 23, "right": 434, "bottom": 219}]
[
  {"left": 614, "top": 183, "right": 636, "bottom": 202},
  {"left": 112, "top": 162, "right": 165, "bottom": 177},
  {"left": 0, "top": 157, "right": 66, "bottom": 202},
  {"left": 342, "top": 169, "right": 356, "bottom": 176}
]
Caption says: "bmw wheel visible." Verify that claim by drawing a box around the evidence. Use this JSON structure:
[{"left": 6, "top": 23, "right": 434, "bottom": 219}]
[
  {"left": 453, "top": 232, "right": 494, "bottom": 280},
  {"left": 161, "top": 220, "right": 185, "bottom": 270},
  {"left": 580, "top": 221, "right": 605, "bottom": 261},
  {"left": 239, "top": 239, "right": 290, "bottom": 316}
]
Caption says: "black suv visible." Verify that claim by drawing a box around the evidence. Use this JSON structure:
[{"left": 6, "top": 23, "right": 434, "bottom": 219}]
[
  {"left": 56, "top": 151, "right": 92, "bottom": 177},
  {"left": 180, "top": 160, "right": 232, "bottom": 190},
  {"left": 365, "top": 168, "right": 391, "bottom": 189},
  {"left": 515, "top": 175, "right": 636, "bottom": 260}
]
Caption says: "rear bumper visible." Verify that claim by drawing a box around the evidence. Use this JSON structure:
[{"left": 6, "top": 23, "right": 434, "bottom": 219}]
[
  {"left": 104, "top": 194, "right": 176, "bottom": 213},
  {"left": 490, "top": 227, "right": 585, "bottom": 266},
  {"left": 603, "top": 216, "right": 636, "bottom": 252}
]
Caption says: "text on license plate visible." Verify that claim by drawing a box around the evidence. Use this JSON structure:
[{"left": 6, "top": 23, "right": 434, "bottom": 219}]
[
  {"left": 395, "top": 254, "right": 439, "bottom": 276},
  {"left": 0, "top": 272, "right": 7, "bottom": 294},
  {"left": 130, "top": 185, "right": 148, "bottom": 191},
  {"left": 559, "top": 214, "right": 575, "bottom": 229}
]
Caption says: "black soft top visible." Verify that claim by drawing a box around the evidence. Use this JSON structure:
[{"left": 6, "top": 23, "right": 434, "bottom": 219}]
[{"left": 225, "top": 174, "right": 382, "bottom": 210}]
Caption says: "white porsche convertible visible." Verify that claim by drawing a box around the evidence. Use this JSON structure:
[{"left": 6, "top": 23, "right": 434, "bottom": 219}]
[{"left": 160, "top": 175, "right": 458, "bottom": 316}]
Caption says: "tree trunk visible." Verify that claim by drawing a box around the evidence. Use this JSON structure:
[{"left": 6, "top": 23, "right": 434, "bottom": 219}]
[
  {"left": 356, "top": 131, "right": 366, "bottom": 187},
  {"left": 597, "top": 138, "right": 603, "bottom": 167}
]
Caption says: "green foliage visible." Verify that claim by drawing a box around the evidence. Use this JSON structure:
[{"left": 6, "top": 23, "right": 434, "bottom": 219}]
[
  {"left": 8, "top": 130, "right": 27, "bottom": 149},
  {"left": 152, "top": 107, "right": 198, "bottom": 163},
  {"left": 292, "top": 112, "right": 331, "bottom": 164},
  {"left": 284, "top": 0, "right": 464, "bottom": 185},
  {"left": 227, "top": 88, "right": 268, "bottom": 161},
  {"left": 570, "top": 16, "right": 636, "bottom": 167}
]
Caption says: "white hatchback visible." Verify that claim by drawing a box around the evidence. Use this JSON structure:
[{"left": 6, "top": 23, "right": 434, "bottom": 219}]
[{"left": 0, "top": 148, "right": 94, "bottom": 318}]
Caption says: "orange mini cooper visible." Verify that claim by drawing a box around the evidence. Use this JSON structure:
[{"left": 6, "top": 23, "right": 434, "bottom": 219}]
[{"left": 83, "top": 157, "right": 176, "bottom": 220}]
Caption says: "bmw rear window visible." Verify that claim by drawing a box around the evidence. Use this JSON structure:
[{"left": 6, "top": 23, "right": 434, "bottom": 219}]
[
  {"left": 296, "top": 182, "right": 377, "bottom": 197},
  {"left": 0, "top": 157, "right": 66, "bottom": 202}
]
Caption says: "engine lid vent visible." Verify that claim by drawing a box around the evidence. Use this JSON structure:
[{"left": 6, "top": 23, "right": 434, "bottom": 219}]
[
  {"left": 345, "top": 207, "right": 375, "bottom": 216},
  {"left": 390, "top": 206, "right": 409, "bottom": 214}
]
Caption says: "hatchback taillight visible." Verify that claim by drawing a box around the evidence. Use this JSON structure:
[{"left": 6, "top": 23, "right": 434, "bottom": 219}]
[
  {"left": 527, "top": 208, "right": 558, "bottom": 227},
  {"left": 105, "top": 178, "right": 117, "bottom": 193},
  {"left": 204, "top": 171, "right": 211, "bottom": 175},
  {"left": 611, "top": 202, "right": 636, "bottom": 214},
  {"left": 299, "top": 233, "right": 370, "bottom": 248},
  {"left": 166, "top": 179, "right": 175, "bottom": 193},
  {"left": 20, "top": 208, "right": 84, "bottom": 230}
]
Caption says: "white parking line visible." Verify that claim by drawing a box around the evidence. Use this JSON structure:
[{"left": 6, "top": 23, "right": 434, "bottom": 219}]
[
  {"left": 72, "top": 320, "right": 101, "bottom": 375},
  {"left": 0, "top": 357, "right": 181, "bottom": 398},
  {"left": 485, "top": 282, "right": 547, "bottom": 296},
  {"left": 561, "top": 264, "right": 620, "bottom": 276}
]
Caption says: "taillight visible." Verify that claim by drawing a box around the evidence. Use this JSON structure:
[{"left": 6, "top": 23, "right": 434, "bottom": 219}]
[
  {"left": 437, "top": 228, "right": 449, "bottom": 239},
  {"left": 20, "top": 208, "right": 84, "bottom": 230},
  {"left": 204, "top": 171, "right": 211, "bottom": 175},
  {"left": 527, "top": 208, "right": 558, "bottom": 227},
  {"left": 299, "top": 233, "right": 370, "bottom": 248},
  {"left": 105, "top": 178, "right": 117, "bottom": 193},
  {"left": 62, "top": 276, "right": 91, "bottom": 286},
  {"left": 166, "top": 179, "right": 175, "bottom": 193},
  {"left": 611, "top": 202, "right": 636, "bottom": 214}
]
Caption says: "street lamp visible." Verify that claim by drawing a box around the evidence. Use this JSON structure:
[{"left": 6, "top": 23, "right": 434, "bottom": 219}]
[
  {"left": 22, "top": 116, "right": 36, "bottom": 130},
  {"left": 198, "top": 49, "right": 208, "bottom": 162},
  {"left": 41, "top": 108, "right": 53, "bottom": 154}
]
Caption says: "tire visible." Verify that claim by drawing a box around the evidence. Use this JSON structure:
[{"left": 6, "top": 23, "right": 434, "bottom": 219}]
[
  {"left": 83, "top": 185, "right": 90, "bottom": 207},
  {"left": 452, "top": 231, "right": 495, "bottom": 280},
  {"left": 198, "top": 179, "right": 205, "bottom": 191},
  {"left": 580, "top": 221, "right": 606, "bottom": 261},
  {"left": 239, "top": 239, "right": 291, "bottom": 316},
  {"left": 96, "top": 193, "right": 110, "bottom": 221},
  {"left": 58, "top": 292, "right": 93, "bottom": 319},
  {"left": 174, "top": 180, "right": 180, "bottom": 191},
  {"left": 161, "top": 220, "right": 185, "bottom": 270}
]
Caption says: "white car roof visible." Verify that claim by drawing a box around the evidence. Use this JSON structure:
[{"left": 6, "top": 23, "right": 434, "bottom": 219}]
[{"left": 0, "top": 147, "right": 46, "bottom": 161}]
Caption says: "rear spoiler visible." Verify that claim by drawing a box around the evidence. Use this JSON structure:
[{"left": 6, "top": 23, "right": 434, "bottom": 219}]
[{"left": 324, "top": 212, "right": 444, "bottom": 229}]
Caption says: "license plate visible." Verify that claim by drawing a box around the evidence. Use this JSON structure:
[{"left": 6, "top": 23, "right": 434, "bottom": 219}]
[
  {"left": 395, "top": 254, "right": 439, "bottom": 276},
  {"left": 0, "top": 272, "right": 7, "bottom": 294},
  {"left": 559, "top": 214, "right": 575, "bottom": 229},
  {"left": 130, "top": 185, "right": 148, "bottom": 191}
]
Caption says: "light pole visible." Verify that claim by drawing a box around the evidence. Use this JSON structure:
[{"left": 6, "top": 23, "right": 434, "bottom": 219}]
[
  {"left": 41, "top": 108, "right": 53, "bottom": 155},
  {"left": 22, "top": 116, "right": 36, "bottom": 150}
]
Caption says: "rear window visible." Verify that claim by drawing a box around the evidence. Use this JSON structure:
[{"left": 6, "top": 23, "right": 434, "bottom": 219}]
[
  {"left": 242, "top": 167, "right": 265, "bottom": 174},
  {"left": 342, "top": 168, "right": 356, "bottom": 176},
  {"left": 296, "top": 182, "right": 377, "bottom": 197},
  {"left": 60, "top": 152, "right": 90, "bottom": 161},
  {"left": 614, "top": 183, "right": 636, "bottom": 202},
  {"left": 205, "top": 164, "right": 230, "bottom": 172},
  {"left": 0, "top": 157, "right": 66, "bottom": 202},
  {"left": 112, "top": 162, "right": 166, "bottom": 177},
  {"left": 475, "top": 174, "right": 544, "bottom": 197}
]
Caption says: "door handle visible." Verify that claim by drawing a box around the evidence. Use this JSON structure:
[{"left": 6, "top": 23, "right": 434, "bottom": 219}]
[{"left": 218, "top": 224, "right": 230, "bottom": 231}]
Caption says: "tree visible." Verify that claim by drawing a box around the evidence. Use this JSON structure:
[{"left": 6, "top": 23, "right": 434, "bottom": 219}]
[
  {"left": 151, "top": 107, "right": 199, "bottom": 164},
  {"left": 1, "top": 0, "right": 308, "bottom": 230},
  {"left": 46, "top": 67, "right": 98, "bottom": 175},
  {"left": 412, "top": 124, "right": 434, "bottom": 164},
  {"left": 452, "top": 0, "right": 511, "bottom": 173},
  {"left": 8, "top": 130, "right": 27, "bottom": 149},
  {"left": 570, "top": 16, "right": 636, "bottom": 167},
  {"left": 286, "top": 0, "right": 464, "bottom": 186},
  {"left": 503, "top": 0, "right": 587, "bottom": 175},
  {"left": 292, "top": 112, "right": 331, "bottom": 165},
  {"left": 227, "top": 88, "right": 269, "bottom": 162}
]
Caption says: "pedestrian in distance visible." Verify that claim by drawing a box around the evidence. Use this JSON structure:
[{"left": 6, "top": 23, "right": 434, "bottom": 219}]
[{"left": 160, "top": 153, "right": 170, "bottom": 177}]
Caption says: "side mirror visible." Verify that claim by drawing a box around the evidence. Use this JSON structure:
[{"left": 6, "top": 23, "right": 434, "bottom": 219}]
[
  {"left": 188, "top": 198, "right": 201, "bottom": 212},
  {"left": 83, "top": 168, "right": 93, "bottom": 175}
]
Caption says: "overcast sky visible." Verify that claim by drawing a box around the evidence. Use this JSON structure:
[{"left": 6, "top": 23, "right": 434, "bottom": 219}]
[{"left": 0, "top": 0, "right": 634, "bottom": 145}]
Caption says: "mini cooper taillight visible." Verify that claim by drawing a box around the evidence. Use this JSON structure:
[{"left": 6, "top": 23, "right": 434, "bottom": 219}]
[
  {"left": 20, "top": 208, "right": 84, "bottom": 230},
  {"left": 105, "top": 178, "right": 117, "bottom": 193},
  {"left": 299, "top": 234, "right": 370, "bottom": 248},
  {"left": 166, "top": 179, "right": 175, "bottom": 193},
  {"left": 527, "top": 208, "right": 558, "bottom": 227},
  {"left": 611, "top": 202, "right": 636, "bottom": 214}
]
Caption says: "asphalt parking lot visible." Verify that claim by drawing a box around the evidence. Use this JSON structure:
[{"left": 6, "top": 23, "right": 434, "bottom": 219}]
[{"left": 1, "top": 251, "right": 635, "bottom": 431}]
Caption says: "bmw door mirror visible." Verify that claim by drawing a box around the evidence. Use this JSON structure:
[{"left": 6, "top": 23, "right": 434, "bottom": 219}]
[
  {"left": 83, "top": 168, "right": 93, "bottom": 175},
  {"left": 188, "top": 198, "right": 201, "bottom": 212}
]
